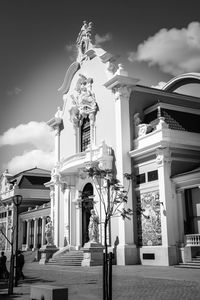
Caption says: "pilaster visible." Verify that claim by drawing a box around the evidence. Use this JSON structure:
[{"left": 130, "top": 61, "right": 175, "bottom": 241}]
[
  {"left": 156, "top": 147, "right": 172, "bottom": 246},
  {"left": 104, "top": 70, "right": 139, "bottom": 265}
]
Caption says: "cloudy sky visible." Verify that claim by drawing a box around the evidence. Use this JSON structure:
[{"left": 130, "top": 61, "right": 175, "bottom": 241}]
[{"left": 0, "top": 0, "right": 200, "bottom": 175}]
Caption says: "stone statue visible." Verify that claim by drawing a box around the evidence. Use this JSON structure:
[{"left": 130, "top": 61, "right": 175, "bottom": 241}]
[
  {"left": 45, "top": 216, "right": 53, "bottom": 246},
  {"left": 88, "top": 209, "right": 99, "bottom": 243}
]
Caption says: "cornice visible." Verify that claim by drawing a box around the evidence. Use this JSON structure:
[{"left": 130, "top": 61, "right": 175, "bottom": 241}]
[{"left": 104, "top": 74, "right": 139, "bottom": 90}]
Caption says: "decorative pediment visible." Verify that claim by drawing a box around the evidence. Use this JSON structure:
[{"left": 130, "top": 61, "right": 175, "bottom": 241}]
[{"left": 69, "top": 74, "right": 98, "bottom": 127}]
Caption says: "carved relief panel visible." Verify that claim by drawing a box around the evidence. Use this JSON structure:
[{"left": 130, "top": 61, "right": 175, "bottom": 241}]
[{"left": 137, "top": 191, "right": 162, "bottom": 246}]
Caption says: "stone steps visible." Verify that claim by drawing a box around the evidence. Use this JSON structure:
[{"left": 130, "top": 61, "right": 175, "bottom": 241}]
[
  {"left": 48, "top": 250, "right": 84, "bottom": 266},
  {"left": 176, "top": 255, "right": 200, "bottom": 269}
]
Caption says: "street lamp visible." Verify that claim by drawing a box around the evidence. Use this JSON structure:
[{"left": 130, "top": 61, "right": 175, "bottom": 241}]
[{"left": 12, "top": 195, "right": 22, "bottom": 287}]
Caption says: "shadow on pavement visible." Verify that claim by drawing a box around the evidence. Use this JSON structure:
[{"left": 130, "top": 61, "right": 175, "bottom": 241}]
[{"left": 0, "top": 276, "right": 54, "bottom": 299}]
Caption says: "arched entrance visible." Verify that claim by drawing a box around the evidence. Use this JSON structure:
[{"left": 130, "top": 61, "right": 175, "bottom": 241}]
[{"left": 82, "top": 183, "right": 93, "bottom": 246}]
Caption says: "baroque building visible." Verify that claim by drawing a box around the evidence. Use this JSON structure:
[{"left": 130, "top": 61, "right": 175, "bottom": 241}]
[
  {"left": 2, "top": 22, "right": 200, "bottom": 267},
  {"left": 46, "top": 22, "right": 200, "bottom": 266}
]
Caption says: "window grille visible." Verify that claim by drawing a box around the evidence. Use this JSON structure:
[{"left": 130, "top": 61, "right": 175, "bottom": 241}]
[{"left": 81, "top": 117, "right": 90, "bottom": 151}]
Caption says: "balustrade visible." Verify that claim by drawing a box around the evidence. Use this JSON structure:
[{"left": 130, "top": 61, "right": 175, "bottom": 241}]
[{"left": 185, "top": 234, "right": 200, "bottom": 246}]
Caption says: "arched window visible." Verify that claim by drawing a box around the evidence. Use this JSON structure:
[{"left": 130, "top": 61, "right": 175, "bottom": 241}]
[{"left": 81, "top": 116, "right": 90, "bottom": 151}]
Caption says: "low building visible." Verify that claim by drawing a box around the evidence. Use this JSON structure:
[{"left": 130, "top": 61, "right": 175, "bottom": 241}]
[{"left": 0, "top": 168, "right": 51, "bottom": 253}]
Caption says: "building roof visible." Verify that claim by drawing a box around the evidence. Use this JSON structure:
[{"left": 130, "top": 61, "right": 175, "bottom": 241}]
[
  {"left": 172, "top": 166, "right": 200, "bottom": 178},
  {"left": 12, "top": 167, "right": 51, "bottom": 178}
]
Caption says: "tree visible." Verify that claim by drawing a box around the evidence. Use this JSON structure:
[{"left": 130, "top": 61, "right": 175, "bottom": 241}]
[{"left": 84, "top": 165, "right": 134, "bottom": 300}]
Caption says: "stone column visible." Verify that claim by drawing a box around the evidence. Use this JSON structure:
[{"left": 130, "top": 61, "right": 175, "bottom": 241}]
[
  {"left": 177, "top": 190, "right": 185, "bottom": 244},
  {"left": 75, "top": 199, "right": 82, "bottom": 249},
  {"left": 41, "top": 217, "right": 46, "bottom": 247},
  {"left": 104, "top": 71, "right": 139, "bottom": 265},
  {"left": 26, "top": 220, "right": 31, "bottom": 250},
  {"left": 47, "top": 109, "right": 63, "bottom": 248},
  {"left": 5, "top": 206, "right": 9, "bottom": 251},
  {"left": 33, "top": 218, "right": 38, "bottom": 250},
  {"left": 64, "top": 188, "right": 70, "bottom": 246}
]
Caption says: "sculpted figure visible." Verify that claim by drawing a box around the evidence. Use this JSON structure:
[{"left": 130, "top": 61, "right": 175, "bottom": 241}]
[
  {"left": 45, "top": 216, "right": 53, "bottom": 245},
  {"left": 88, "top": 209, "right": 99, "bottom": 243}
]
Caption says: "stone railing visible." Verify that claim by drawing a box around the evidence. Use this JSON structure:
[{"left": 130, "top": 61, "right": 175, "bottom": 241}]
[
  {"left": 60, "top": 141, "right": 113, "bottom": 173},
  {"left": 185, "top": 234, "right": 200, "bottom": 246}
]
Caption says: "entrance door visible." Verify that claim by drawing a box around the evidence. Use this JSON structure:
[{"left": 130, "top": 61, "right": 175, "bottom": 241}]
[
  {"left": 185, "top": 188, "right": 200, "bottom": 234},
  {"left": 82, "top": 183, "right": 93, "bottom": 246}
]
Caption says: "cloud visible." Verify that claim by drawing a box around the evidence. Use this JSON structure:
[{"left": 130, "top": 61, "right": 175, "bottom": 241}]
[
  {"left": 151, "top": 81, "right": 166, "bottom": 89},
  {"left": 0, "top": 121, "right": 55, "bottom": 174},
  {"left": 6, "top": 86, "right": 22, "bottom": 96},
  {"left": 65, "top": 43, "right": 76, "bottom": 52},
  {"left": 128, "top": 22, "right": 200, "bottom": 76},
  {"left": 94, "top": 33, "right": 112, "bottom": 46},
  {"left": 6, "top": 150, "right": 54, "bottom": 174},
  {"left": 65, "top": 43, "right": 77, "bottom": 61},
  {"left": 0, "top": 121, "right": 54, "bottom": 151}
]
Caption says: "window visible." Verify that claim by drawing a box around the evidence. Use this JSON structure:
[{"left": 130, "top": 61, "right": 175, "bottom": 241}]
[
  {"left": 81, "top": 116, "right": 90, "bottom": 151},
  {"left": 147, "top": 170, "right": 158, "bottom": 182},
  {"left": 136, "top": 173, "right": 146, "bottom": 184},
  {"left": 0, "top": 212, "right": 7, "bottom": 218}
]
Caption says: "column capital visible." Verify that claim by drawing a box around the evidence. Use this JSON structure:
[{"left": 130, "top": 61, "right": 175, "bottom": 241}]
[
  {"left": 156, "top": 147, "right": 171, "bottom": 166},
  {"left": 47, "top": 107, "right": 64, "bottom": 133},
  {"left": 104, "top": 73, "right": 139, "bottom": 101},
  {"left": 176, "top": 189, "right": 184, "bottom": 195}
]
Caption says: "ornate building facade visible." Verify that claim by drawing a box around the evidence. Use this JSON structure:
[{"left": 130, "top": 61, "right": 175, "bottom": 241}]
[
  {"left": 2, "top": 22, "right": 200, "bottom": 267},
  {"left": 46, "top": 22, "right": 200, "bottom": 266}
]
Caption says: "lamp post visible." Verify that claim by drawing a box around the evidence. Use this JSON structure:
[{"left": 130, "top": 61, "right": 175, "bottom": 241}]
[{"left": 12, "top": 195, "right": 22, "bottom": 287}]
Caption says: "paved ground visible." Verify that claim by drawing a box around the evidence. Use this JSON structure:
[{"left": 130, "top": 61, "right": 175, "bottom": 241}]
[{"left": 0, "top": 263, "right": 200, "bottom": 299}]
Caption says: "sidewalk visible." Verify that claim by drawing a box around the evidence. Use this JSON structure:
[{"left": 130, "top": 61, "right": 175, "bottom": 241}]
[{"left": 0, "top": 263, "right": 200, "bottom": 299}]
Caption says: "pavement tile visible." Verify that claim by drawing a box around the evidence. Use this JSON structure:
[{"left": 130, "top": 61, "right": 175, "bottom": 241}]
[{"left": 0, "top": 263, "right": 200, "bottom": 299}]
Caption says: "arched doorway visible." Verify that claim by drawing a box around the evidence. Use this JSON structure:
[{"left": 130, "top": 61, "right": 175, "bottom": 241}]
[{"left": 82, "top": 183, "right": 93, "bottom": 246}]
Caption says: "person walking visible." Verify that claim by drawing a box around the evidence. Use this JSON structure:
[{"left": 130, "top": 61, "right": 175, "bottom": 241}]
[
  {"left": 0, "top": 251, "right": 9, "bottom": 279},
  {"left": 17, "top": 250, "right": 25, "bottom": 280}
]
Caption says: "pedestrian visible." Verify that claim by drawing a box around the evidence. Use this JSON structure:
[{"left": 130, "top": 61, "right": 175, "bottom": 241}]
[
  {"left": 17, "top": 250, "right": 25, "bottom": 280},
  {"left": 0, "top": 251, "right": 9, "bottom": 279}
]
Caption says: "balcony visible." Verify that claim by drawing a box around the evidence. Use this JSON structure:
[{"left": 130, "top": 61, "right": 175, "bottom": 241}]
[
  {"left": 130, "top": 118, "right": 200, "bottom": 159},
  {"left": 60, "top": 141, "right": 113, "bottom": 175}
]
